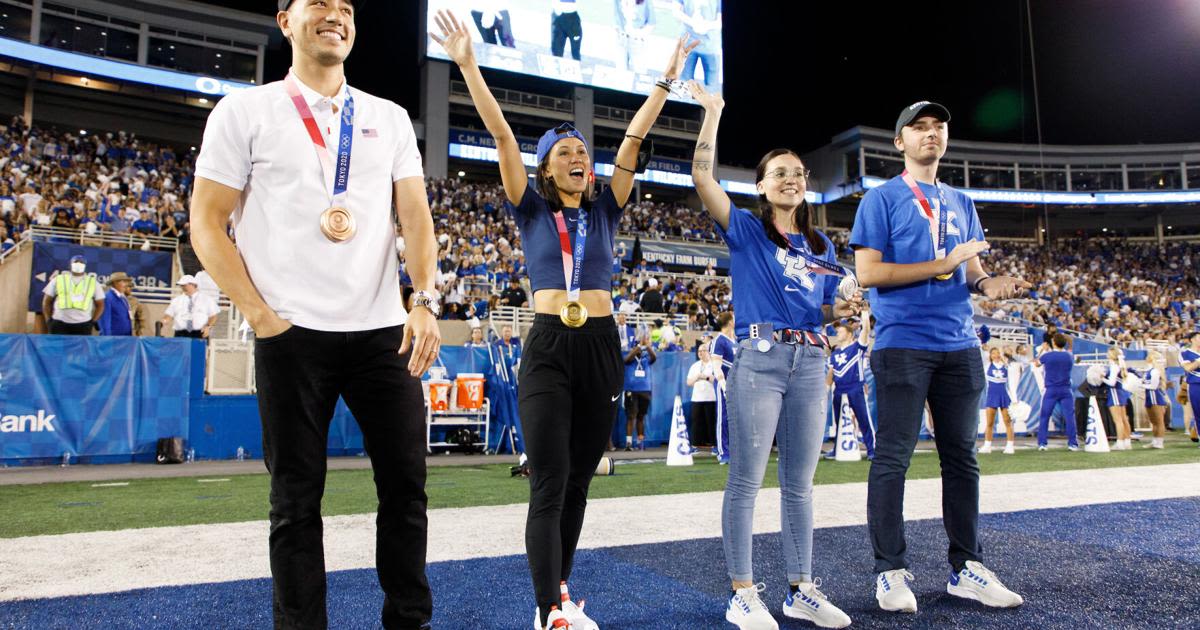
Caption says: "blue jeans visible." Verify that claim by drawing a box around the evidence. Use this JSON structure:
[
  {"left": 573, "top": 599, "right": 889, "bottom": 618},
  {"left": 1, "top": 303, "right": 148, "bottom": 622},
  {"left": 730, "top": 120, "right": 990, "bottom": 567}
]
[
  {"left": 683, "top": 51, "right": 719, "bottom": 89},
  {"left": 722, "top": 339, "right": 828, "bottom": 583},
  {"left": 867, "top": 347, "right": 984, "bottom": 573}
]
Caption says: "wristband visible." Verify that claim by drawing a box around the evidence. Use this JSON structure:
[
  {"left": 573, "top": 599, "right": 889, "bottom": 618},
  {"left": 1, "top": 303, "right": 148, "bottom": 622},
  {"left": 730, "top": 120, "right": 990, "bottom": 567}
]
[
  {"left": 971, "top": 276, "right": 990, "bottom": 294},
  {"left": 655, "top": 80, "right": 671, "bottom": 92}
]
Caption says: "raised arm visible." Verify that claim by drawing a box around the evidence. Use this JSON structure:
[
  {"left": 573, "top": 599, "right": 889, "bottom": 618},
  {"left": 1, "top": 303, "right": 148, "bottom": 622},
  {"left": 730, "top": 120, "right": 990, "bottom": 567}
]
[
  {"left": 610, "top": 37, "right": 698, "bottom": 206},
  {"left": 858, "top": 307, "right": 872, "bottom": 347},
  {"left": 432, "top": 11, "right": 526, "bottom": 205},
  {"left": 688, "top": 81, "right": 731, "bottom": 231}
]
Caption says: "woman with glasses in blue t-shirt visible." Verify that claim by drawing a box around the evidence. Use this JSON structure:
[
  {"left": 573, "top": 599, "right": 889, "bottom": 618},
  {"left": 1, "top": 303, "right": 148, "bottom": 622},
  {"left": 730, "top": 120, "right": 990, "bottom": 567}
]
[{"left": 689, "top": 81, "right": 859, "bottom": 630}]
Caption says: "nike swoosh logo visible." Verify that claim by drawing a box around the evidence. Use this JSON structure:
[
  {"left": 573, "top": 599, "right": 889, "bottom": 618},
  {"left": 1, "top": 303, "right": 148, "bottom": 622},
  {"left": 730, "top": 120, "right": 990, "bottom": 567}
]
[
  {"left": 611, "top": 394, "right": 621, "bottom": 401},
  {"left": 784, "top": 286, "right": 801, "bottom": 292}
]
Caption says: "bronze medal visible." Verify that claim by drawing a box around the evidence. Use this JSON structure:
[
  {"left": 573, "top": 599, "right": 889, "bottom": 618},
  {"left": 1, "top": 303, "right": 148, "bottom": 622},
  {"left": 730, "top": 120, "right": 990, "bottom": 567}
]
[
  {"left": 560, "top": 300, "right": 588, "bottom": 328},
  {"left": 320, "top": 206, "right": 356, "bottom": 242}
]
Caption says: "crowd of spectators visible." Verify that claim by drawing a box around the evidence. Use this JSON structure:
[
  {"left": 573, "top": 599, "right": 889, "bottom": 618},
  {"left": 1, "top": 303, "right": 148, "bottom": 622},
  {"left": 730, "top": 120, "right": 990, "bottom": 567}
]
[
  {"left": 0, "top": 117, "right": 194, "bottom": 254},
  {"left": 978, "top": 239, "right": 1200, "bottom": 345}
]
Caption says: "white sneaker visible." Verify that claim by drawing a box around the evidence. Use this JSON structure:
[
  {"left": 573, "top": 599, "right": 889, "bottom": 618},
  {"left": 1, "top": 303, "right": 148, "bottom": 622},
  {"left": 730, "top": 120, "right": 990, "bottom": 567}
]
[
  {"left": 534, "top": 607, "right": 573, "bottom": 630},
  {"left": 783, "top": 580, "right": 851, "bottom": 628},
  {"left": 558, "top": 583, "right": 598, "bottom": 630},
  {"left": 1037, "top": 445, "right": 1047, "bottom": 452},
  {"left": 978, "top": 442, "right": 992, "bottom": 454},
  {"left": 1067, "top": 444, "right": 1079, "bottom": 452},
  {"left": 726, "top": 583, "right": 778, "bottom": 630},
  {"left": 1145, "top": 439, "right": 1164, "bottom": 449},
  {"left": 875, "top": 569, "right": 917, "bottom": 613},
  {"left": 946, "top": 561, "right": 1024, "bottom": 608},
  {"left": 1003, "top": 443, "right": 1015, "bottom": 455}
]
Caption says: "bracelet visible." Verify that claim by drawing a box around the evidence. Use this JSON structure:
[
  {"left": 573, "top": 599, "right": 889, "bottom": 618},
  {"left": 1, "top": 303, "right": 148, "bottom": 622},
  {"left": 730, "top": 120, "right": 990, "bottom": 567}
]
[
  {"left": 655, "top": 80, "right": 671, "bottom": 92},
  {"left": 971, "top": 276, "right": 990, "bottom": 294}
]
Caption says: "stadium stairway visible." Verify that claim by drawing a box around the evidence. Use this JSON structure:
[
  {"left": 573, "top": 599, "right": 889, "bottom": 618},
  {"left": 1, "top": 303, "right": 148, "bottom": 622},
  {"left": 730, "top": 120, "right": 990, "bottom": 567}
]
[{"left": 178, "top": 242, "right": 202, "bottom": 276}]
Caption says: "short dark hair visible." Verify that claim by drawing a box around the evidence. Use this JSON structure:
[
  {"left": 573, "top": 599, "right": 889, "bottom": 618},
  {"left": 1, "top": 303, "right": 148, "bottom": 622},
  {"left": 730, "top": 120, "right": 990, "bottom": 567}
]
[
  {"left": 715, "top": 312, "right": 733, "bottom": 330},
  {"left": 1052, "top": 333, "right": 1069, "bottom": 349},
  {"left": 1188, "top": 331, "right": 1200, "bottom": 342}
]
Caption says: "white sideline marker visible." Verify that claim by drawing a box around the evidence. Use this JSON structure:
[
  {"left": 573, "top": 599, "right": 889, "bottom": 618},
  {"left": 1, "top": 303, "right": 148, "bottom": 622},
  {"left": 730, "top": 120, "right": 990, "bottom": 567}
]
[
  {"left": 197, "top": 478, "right": 232, "bottom": 483},
  {"left": 90, "top": 482, "right": 130, "bottom": 488}
]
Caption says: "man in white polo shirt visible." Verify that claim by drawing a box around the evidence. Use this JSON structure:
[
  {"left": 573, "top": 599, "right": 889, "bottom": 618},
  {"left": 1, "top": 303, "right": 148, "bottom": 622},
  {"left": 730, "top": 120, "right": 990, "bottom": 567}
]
[
  {"left": 160, "top": 274, "right": 220, "bottom": 339},
  {"left": 189, "top": 1, "right": 442, "bottom": 628}
]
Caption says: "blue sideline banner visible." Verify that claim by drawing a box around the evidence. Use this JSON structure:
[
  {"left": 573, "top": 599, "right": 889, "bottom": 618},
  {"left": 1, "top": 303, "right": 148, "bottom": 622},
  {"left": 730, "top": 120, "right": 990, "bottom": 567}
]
[
  {"left": 28, "top": 243, "right": 173, "bottom": 311},
  {"left": 0, "top": 335, "right": 192, "bottom": 463}
]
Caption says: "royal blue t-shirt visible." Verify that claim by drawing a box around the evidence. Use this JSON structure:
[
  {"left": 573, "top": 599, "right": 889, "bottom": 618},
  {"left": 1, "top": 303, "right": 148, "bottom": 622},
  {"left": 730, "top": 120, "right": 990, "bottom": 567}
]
[
  {"left": 1040, "top": 350, "right": 1073, "bottom": 390},
  {"left": 986, "top": 362, "right": 1008, "bottom": 386},
  {"left": 624, "top": 351, "right": 654, "bottom": 392},
  {"left": 715, "top": 204, "right": 837, "bottom": 339},
  {"left": 1182, "top": 348, "right": 1200, "bottom": 385},
  {"left": 849, "top": 176, "right": 986, "bottom": 351},
  {"left": 505, "top": 186, "right": 624, "bottom": 293}
]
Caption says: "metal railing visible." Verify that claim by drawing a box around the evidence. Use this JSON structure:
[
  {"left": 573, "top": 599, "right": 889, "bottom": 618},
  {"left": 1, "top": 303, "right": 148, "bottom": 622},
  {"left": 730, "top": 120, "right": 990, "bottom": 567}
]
[
  {"left": 0, "top": 230, "right": 31, "bottom": 265},
  {"left": 25, "top": 225, "right": 180, "bottom": 251}
]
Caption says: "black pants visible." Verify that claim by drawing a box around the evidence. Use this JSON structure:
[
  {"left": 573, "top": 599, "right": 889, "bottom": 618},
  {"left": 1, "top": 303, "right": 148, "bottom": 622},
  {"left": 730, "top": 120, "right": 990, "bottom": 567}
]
[
  {"left": 48, "top": 320, "right": 93, "bottom": 335},
  {"left": 471, "top": 9, "right": 514, "bottom": 47},
  {"left": 550, "top": 11, "right": 582, "bottom": 60},
  {"left": 625, "top": 390, "right": 651, "bottom": 439},
  {"left": 175, "top": 329, "right": 205, "bottom": 339},
  {"left": 867, "top": 347, "right": 985, "bottom": 573},
  {"left": 690, "top": 400, "right": 716, "bottom": 447},
  {"left": 254, "top": 325, "right": 431, "bottom": 630},
  {"left": 518, "top": 314, "right": 623, "bottom": 623}
]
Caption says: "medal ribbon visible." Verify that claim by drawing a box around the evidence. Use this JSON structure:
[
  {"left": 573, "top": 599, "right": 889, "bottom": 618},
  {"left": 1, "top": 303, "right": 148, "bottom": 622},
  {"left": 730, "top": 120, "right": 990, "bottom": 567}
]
[
  {"left": 285, "top": 73, "right": 355, "bottom": 209},
  {"left": 553, "top": 208, "right": 589, "bottom": 303},
  {"left": 900, "top": 169, "right": 948, "bottom": 260}
]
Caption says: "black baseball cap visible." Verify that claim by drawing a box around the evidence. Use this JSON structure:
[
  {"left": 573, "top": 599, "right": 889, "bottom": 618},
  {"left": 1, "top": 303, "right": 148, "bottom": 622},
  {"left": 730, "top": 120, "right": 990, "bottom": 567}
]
[
  {"left": 894, "top": 101, "right": 951, "bottom": 137},
  {"left": 278, "top": 0, "right": 365, "bottom": 11}
]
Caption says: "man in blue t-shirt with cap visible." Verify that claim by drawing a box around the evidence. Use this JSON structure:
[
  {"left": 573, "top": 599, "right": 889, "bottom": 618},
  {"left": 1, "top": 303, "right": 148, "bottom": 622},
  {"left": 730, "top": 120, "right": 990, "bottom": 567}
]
[{"left": 850, "top": 101, "right": 1031, "bottom": 614}]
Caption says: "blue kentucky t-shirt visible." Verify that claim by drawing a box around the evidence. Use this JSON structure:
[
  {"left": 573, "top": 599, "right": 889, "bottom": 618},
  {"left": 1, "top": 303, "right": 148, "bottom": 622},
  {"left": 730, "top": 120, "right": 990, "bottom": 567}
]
[
  {"left": 850, "top": 175, "right": 986, "bottom": 351},
  {"left": 1039, "top": 350, "right": 1074, "bottom": 390},
  {"left": 715, "top": 203, "right": 837, "bottom": 339}
]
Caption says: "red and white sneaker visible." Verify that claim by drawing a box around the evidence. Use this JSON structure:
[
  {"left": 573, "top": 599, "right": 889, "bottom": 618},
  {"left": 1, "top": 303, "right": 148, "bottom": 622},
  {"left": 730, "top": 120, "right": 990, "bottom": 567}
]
[
  {"left": 560, "top": 582, "right": 599, "bottom": 630},
  {"left": 534, "top": 606, "right": 573, "bottom": 630}
]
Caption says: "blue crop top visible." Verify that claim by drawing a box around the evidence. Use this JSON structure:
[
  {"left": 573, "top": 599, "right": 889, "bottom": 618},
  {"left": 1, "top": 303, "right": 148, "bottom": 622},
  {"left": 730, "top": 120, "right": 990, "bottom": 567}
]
[{"left": 505, "top": 186, "right": 624, "bottom": 292}]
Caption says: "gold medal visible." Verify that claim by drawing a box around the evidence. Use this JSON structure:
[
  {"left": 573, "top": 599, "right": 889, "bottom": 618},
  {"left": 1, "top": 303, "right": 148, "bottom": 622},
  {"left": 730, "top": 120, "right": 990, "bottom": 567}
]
[
  {"left": 560, "top": 300, "right": 588, "bottom": 328},
  {"left": 320, "top": 206, "right": 356, "bottom": 242},
  {"left": 935, "top": 272, "right": 953, "bottom": 281}
]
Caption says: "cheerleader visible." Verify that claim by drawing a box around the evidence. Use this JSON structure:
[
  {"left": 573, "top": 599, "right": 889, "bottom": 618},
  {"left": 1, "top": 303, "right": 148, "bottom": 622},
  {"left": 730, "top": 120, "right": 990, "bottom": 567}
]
[
  {"left": 1135, "top": 350, "right": 1167, "bottom": 449},
  {"left": 980, "top": 347, "right": 1015, "bottom": 454},
  {"left": 1103, "top": 347, "right": 1133, "bottom": 450}
]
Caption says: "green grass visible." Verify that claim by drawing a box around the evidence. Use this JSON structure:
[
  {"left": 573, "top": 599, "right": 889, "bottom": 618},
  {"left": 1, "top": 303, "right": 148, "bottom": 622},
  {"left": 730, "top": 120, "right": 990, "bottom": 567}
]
[{"left": 3, "top": 437, "right": 1197, "bottom": 539}]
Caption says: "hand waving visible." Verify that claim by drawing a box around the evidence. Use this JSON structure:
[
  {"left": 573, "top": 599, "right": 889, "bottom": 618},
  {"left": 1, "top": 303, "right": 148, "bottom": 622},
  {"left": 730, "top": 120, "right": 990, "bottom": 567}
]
[
  {"left": 431, "top": 10, "right": 475, "bottom": 67},
  {"left": 687, "top": 80, "right": 724, "bottom": 112},
  {"left": 662, "top": 36, "right": 701, "bottom": 81}
]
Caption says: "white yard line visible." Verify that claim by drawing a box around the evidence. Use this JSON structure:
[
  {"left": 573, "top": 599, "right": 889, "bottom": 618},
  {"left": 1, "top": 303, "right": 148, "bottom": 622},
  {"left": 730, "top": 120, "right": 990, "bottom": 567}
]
[{"left": 2, "top": 463, "right": 1197, "bottom": 602}]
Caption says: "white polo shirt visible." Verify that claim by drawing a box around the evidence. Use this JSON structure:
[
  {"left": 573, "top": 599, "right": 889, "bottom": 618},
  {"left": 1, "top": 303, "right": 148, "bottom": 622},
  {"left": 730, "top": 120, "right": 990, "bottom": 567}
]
[
  {"left": 164, "top": 291, "right": 221, "bottom": 332},
  {"left": 195, "top": 71, "right": 424, "bottom": 332}
]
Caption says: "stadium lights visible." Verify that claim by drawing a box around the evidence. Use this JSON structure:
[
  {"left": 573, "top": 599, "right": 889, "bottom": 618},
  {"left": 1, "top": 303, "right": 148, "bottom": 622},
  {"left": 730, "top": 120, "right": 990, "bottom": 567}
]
[
  {"left": 644, "top": 193, "right": 652, "bottom": 199},
  {"left": 457, "top": 171, "right": 466, "bottom": 177},
  {"left": 79, "top": 130, "right": 86, "bottom": 135},
  {"left": 80, "top": 76, "right": 88, "bottom": 85},
  {"left": 198, "top": 98, "right": 208, "bottom": 104}
]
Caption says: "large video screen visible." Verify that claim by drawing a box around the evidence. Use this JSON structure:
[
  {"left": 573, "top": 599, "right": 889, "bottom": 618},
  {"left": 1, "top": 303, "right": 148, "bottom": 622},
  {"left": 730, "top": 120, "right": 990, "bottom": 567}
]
[{"left": 425, "top": 1, "right": 723, "bottom": 100}]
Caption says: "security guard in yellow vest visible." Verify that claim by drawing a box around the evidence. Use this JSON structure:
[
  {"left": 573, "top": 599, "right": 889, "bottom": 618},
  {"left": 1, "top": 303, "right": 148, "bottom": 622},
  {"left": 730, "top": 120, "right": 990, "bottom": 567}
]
[{"left": 42, "top": 254, "right": 106, "bottom": 335}]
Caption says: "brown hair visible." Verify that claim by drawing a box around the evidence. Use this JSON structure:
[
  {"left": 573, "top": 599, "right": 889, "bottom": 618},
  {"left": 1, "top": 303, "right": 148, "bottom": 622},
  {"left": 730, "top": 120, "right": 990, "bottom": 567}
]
[{"left": 755, "top": 148, "right": 826, "bottom": 255}]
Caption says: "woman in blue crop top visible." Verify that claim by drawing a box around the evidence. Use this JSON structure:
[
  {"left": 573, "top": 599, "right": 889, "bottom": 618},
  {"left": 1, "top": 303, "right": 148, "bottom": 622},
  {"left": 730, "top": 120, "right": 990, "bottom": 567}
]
[
  {"left": 689, "top": 80, "right": 859, "bottom": 629},
  {"left": 434, "top": 12, "right": 698, "bottom": 630}
]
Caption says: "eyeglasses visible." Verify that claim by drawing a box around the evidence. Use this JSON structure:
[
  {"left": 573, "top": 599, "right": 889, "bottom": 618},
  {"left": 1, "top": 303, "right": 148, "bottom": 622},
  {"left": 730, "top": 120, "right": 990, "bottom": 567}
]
[{"left": 764, "top": 168, "right": 811, "bottom": 181}]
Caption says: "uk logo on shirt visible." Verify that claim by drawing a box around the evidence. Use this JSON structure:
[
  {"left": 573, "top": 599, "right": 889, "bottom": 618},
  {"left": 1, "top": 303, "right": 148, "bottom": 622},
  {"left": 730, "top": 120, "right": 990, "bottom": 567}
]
[
  {"left": 913, "top": 199, "right": 962, "bottom": 237},
  {"left": 774, "top": 248, "right": 815, "bottom": 291}
]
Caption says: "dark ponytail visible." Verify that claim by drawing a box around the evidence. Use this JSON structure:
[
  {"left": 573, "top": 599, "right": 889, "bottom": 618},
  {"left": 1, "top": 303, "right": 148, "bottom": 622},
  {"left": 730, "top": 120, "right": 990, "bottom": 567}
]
[{"left": 755, "top": 148, "right": 826, "bottom": 255}]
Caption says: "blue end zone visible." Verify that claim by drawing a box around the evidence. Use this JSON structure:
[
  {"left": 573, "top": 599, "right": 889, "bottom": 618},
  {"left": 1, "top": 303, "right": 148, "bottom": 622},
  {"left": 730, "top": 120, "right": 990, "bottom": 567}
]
[{"left": 2, "top": 498, "right": 1198, "bottom": 629}]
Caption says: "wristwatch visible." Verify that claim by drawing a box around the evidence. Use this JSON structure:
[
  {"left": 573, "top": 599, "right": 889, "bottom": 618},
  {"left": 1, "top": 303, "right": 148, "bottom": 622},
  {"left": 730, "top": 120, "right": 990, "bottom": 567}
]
[{"left": 411, "top": 289, "right": 442, "bottom": 317}]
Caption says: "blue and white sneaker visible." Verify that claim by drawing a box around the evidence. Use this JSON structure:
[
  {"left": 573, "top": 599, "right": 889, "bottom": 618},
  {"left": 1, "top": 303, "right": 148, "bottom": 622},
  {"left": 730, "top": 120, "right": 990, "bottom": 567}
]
[
  {"left": 725, "top": 583, "right": 778, "bottom": 630},
  {"left": 718, "top": 456, "right": 730, "bottom": 465},
  {"left": 782, "top": 580, "right": 851, "bottom": 628},
  {"left": 947, "top": 561, "right": 1024, "bottom": 608},
  {"left": 875, "top": 569, "right": 917, "bottom": 613}
]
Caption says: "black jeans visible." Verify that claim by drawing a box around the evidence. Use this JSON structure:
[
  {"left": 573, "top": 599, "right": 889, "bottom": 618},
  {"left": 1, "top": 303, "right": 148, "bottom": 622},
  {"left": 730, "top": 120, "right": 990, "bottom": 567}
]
[
  {"left": 550, "top": 11, "right": 582, "bottom": 60},
  {"left": 254, "top": 325, "right": 431, "bottom": 630},
  {"left": 867, "top": 347, "right": 985, "bottom": 573},
  {"left": 174, "top": 329, "right": 205, "bottom": 339},
  {"left": 48, "top": 320, "right": 93, "bottom": 335},
  {"left": 690, "top": 400, "right": 716, "bottom": 447},
  {"left": 518, "top": 315, "right": 623, "bottom": 623}
]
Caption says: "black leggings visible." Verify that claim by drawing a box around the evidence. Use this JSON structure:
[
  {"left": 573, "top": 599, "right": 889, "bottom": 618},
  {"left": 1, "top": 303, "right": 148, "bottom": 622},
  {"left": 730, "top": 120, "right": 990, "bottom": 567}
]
[{"left": 518, "top": 314, "right": 623, "bottom": 623}]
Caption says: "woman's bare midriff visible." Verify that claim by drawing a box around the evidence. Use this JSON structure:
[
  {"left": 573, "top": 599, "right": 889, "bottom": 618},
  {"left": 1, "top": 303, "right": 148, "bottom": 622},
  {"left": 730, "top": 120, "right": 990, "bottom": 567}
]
[{"left": 532, "top": 289, "right": 613, "bottom": 317}]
